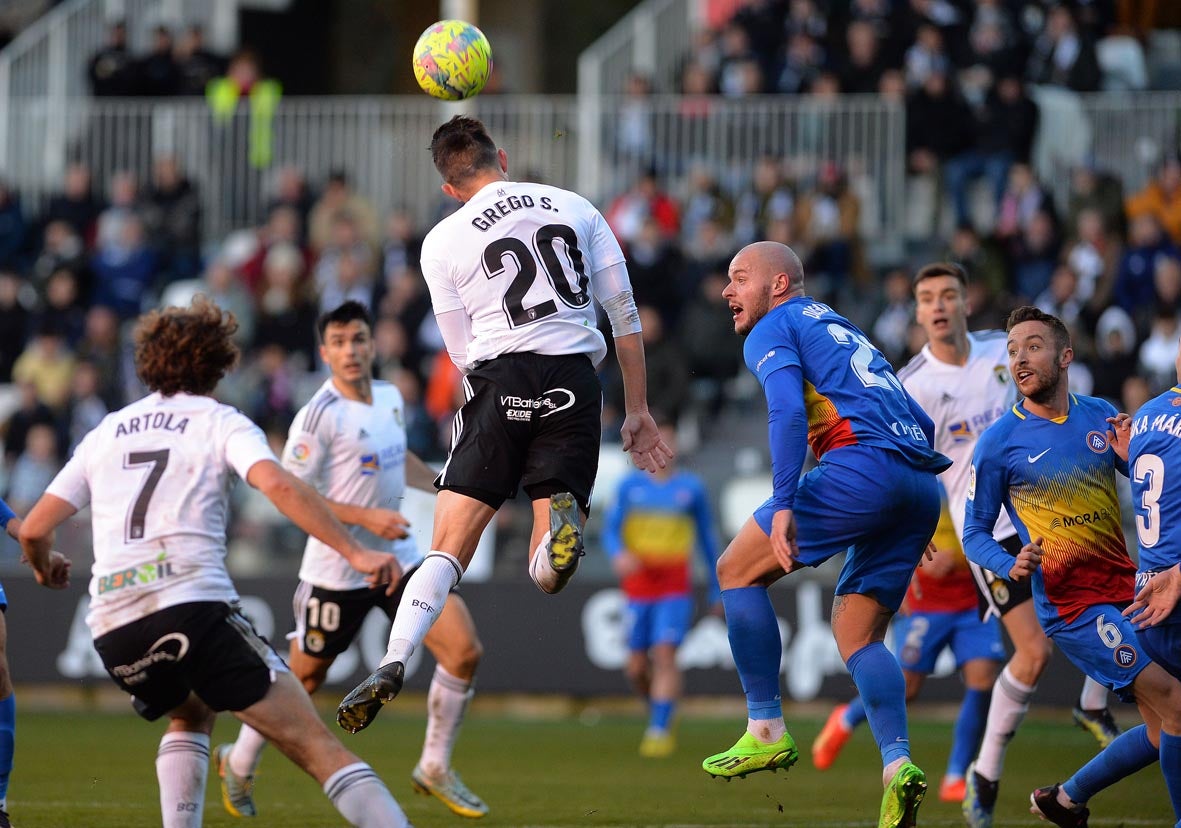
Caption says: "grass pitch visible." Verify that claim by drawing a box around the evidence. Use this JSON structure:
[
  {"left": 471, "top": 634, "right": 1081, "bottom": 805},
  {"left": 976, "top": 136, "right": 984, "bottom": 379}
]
[{"left": 9, "top": 705, "right": 1173, "bottom": 827}]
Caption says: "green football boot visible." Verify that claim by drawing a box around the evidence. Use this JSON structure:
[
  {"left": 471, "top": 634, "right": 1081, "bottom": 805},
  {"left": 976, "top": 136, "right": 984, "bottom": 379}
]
[
  {"left": 701, "top": 731, "right": 798, "bottom": 779},
  {"left": 880, "top": 762, "right": 927, "bottom": 828}
]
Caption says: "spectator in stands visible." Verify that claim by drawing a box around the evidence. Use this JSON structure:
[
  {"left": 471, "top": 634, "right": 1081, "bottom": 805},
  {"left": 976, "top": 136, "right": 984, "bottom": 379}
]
[
  {"left": 240, "top": 204, "right": 308, "bottom": 296},
  {"left": 388, "top": 368, "right": 442, "bottom": 461},
  {"left": 836, "top": 20, "right": 886, "bottom": 94},
  {"left": 92, "top": 214, "right": 157, "bottom": 319},
  {"left": 0, "top": 181, "right": 25, "bottom": 271},
  {"left": 616, "top": 73, "right": 655, "bottom": 170},
  {"left": 684, "top": 216, "right": 736, "bottom": 288},
  {"left": 678, "top": 269, "right": 742, "bottom": 419},
  {"left": 206, "top": 47, "right": 283, "bottom": 171},
  {"left": 943, "top": 75, "right": 1039, "bottom": 229},
  {"left": 95, "top": 170, "right": 141, "bottom": 251},
  {"left": 1067, "top": 158, "right": 1127, "bottom": 237},
  {"left": 716, "top": 22, "right": 764, "bottom": 96},
  {"left": 200, "top": 259, "right": 256, "bottom": 346},
  {"left": 733, "top": 157, "right": 794, "bottom": 246},
  {"left": 794, "top": 162, "right": 860, "bottom": 299},
  {"left": 12, "top": 325, "right": 75, "bottom": 411},
  {"left": 38, "top": 269, "right": 86, "bottom": 347},
  {"left": 30, "top": 221, "right": 87, "bottom": 298},
  {"left": 174, "top": 24, "right": 225, "bottom": 96},
  {"left": 626, "top": 216, "right": 686, "bottom": 325},
  {"left": 380, "top": 208, "right": 422, "bottom": 283},
  {"left": 905, "top": 25, "right": 951, "bottom": 89},
  {"left": 871, "top": 268, "right": 915, "bottom": 366},
  {"left": 1035, "top": 263, "right": 1084, "bottom": 327},
  {"left": 135, "top": 25, "right": 180, "bottom": 97},
  {"left": 606, "top": 170, "right": 681, "bottom": 248},
  {"left": 87, "top": 19, "right": 135, "bottom": 97},
  {"left": 682, "top": 167, "right": 735, "bottom": 244},
  {"left": 315, "top": 213, "right": 376, "bottom": 312},
  {"left": 142, "top": 155, "right": 202, "bottom": 282},
  {"left": 308, "top": 169, "right": 379, "bottom": 253},
  {"left": 265, "top": 166, "right": 314, "bottom": 243},
  {"left": 1155, "top": 252, "right": 1181, "bottom": 315},
  {"left": 1091, "top": 305, "right": 1139, "bottom": 402},
  {"left": 783, "top": 0, "right": 827, "bottom": 43},
  {"left": 75, "top": 305, "right": 126, "bottom": 410},
  {"left": 41, "top": 163, "right": 102, "bottom": 243},
  {"left": 252, "top": 242, "right": 317, "bottom": 370},
  {"left": 245, "top": 343, "right": 297, "bottom": 428},
  {"left": 964, "top": 3, "right": 1022, "bottom": 84},
  {"left": 6, "top": 423, "right": 59, "bottom": 514},
  {"left": 0, "top": 271, "right": 27, "bottom": 383},
  {"left": 2, "top": 382, "right": 59, "bottom": 467},
  {"left": 994, "top": 162, "right": 1052, "bottom": 245},
  {"left": 775, "top": 33, "right": 825, "bottom": 94},
  {"left": 1027, "top": 5, "right": 1102, "bottom": 92},
  {"left": 1139, "top": 307, "right": 1180, "bottom": 390},
  {"left": 65, "top": 361, "right": 107, "bottom": 454},
  {"left": 1125, "top": 153, "right": 1181, "bottom": 244},
  {"left": 1065, "top": 207, "right": 1121, "bottom": 308},
  {"left": 1116, "top": 213, "right": 1179, "bottom": 323},
  {"left": 905, "top": 70, "right": 974, "bottom": 183},
  {"left": 947, "top": 222, "right": 1008, "bottom": 301},
  {"left": 734, "top": 0, "right": 792, "bottom": 77},
  {"left": 372, "top": 315, "right": 409, "bottom": 380},
  {"left": 1011, "top": 208, "right": 1061, "bottom": 301},
  {"left": 604, "top": 305, "right": 689, "bottom": 427}
]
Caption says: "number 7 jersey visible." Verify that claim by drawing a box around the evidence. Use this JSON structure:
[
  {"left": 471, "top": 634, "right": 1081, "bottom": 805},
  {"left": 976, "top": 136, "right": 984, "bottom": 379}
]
[
  {"left": 419, "top": 181, "right": 626, "bottom": 369},
  {"left": 45, "top": 392, "right": 278, "bottom": 637}
]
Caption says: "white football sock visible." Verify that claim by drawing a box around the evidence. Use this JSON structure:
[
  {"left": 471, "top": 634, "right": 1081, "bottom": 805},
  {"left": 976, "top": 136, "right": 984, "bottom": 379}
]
[
  {"left": 229, "top": 723, "right": 268, "bottom": 777},
  {"left": 528, "top": 532, "right": 561, "bottom": 593},
  {"left": 1079, "top": 675, "right": 1108, "bottom": 710},
  {"left": 974, "top": 664, "right": 1036, "bottom": 782},
  {"left": 382, "top": 552, "right": 462, "bottom": 667},
  {"left": 156, "top": 731, "right": 210, "bottom": 828},
  {"left": 747, "top": 717, "right": 786, "bottom": 744},
  {"left": 419, "top": 666, "right": 473, "bottom": 776},
  {"left": 324, "top": 761, "right": 409, "bottom": 828}
]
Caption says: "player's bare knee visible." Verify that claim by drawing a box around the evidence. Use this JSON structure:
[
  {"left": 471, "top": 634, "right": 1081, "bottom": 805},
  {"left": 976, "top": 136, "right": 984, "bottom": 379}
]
[
  {"left": 451, "top": 638, "right": 483, "bottom": 679},
  {"left": 1010, "top": 639, "right": 1052, "bottom": 681}
]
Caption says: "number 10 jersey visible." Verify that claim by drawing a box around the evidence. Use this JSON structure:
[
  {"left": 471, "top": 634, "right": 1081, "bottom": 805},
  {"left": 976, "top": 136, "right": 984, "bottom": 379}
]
[
  {"left": 45, "top": 392, "right": 278, "bottom": 636},
  {"left": 419, "top": 180, "right": 627, "bottom": 370}
]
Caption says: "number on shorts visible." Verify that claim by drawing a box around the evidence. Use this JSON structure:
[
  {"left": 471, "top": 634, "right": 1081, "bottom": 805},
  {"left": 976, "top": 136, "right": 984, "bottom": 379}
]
[
  {"left": 483, "top": 223, "right": 590, "bottom": 328},
  {"left": 123, "top": 449, "right": 170, "bottom": 542},
  {"left": 1095, "top": 614, "right": 1122, "bottom": 649},
  {"left": 307, "top": 597, "right": 341, "bottom": 632},
  {"left": 826, "top": 324, "right": 905, "bottom": 393},
  {"left": 1133, "top": 453, "right": 1165, "bottom": 548}
]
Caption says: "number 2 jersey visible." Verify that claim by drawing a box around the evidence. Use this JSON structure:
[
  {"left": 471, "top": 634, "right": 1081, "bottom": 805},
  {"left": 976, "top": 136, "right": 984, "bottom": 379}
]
[
  {"left": 45, "top": 392, "right": 278, "bottom": 637},
  {"left": 419, "top": 180, "right": 627, "bottom": 369},
  {"left": 1128, "top": 384, "right": 1181, "bottom": 625},
  {"left": 963, "top": 393, "right": 1136, "bottom": 633}
]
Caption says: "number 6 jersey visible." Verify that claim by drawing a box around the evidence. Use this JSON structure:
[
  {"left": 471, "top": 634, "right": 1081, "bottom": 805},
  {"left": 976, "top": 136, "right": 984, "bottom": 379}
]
[
  {"left": 419, "top": 181, "right": 627, "bottom": 369},
  {"left": 45, "top": 392, "right": 277, "bottom": 636}
]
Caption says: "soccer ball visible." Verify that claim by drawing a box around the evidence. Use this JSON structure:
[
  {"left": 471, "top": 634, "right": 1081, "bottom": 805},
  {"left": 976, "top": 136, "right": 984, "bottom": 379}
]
[{"left": 412, "top": 19, "right": 492, "bottom": 101}]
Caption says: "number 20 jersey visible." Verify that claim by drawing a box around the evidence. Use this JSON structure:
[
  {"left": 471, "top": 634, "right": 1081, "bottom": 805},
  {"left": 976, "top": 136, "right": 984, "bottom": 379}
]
[
  {"left": 45, "top": 392, "right": 277, "bottom": 636},
  {"left": 419, "top": 181, "right": 627, "bottom": 369}
]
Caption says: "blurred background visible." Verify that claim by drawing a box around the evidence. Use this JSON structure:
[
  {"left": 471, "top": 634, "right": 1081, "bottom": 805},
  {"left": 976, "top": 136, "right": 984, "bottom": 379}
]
[{"left": 0, "top": 0, "right": 1178, "bottom": 702}]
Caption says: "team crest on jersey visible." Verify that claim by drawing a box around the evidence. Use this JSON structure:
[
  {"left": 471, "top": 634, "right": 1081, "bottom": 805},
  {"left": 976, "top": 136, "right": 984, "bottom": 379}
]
[
  {"left": 948, "top": 420, "right": 973, "bottom": 443},
  {"left": 393, "top": 406, "right": 404, "bottom": 427},
  {"left": 290, "top": 442, "right": 311, "bottom": 464},
  {"left": 1173, "top": 397, "right": 1181, "bottom": 406},
  {"left": 360, "top": 454, "right": 380, "bottom": 476},
  {"left": 993, "top": 366, "right": 1009, "bottom": 385},
  {"left": 305, "top": 631, "right": 325, "bottom": 653},
  {"left": 1114, "top": 644, "right": 1138, "bottom": 668},
  {"left": 1085, "top": 431, "right": 1109, "bottom": 453},
  {"left": 989, "top": 579, "right": 1009, "bottom": 605}
]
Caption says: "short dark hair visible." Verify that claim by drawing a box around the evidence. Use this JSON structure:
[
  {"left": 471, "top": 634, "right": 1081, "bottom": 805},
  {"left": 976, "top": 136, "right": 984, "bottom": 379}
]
[
  {"left": 316, "top": 300, "right": 373, "bottom": 342},
  {"left": 912, "top": 261, "right": 968, "bottom": 293},
  {"left": 1005, "top": 305, "right": 1071, "bottom": 352},
  {"left": 134, "top": 297, "right": 239, "bottom": 397},
  {"left": 430, "top": 116, "right": 500, "bottom": 187}
]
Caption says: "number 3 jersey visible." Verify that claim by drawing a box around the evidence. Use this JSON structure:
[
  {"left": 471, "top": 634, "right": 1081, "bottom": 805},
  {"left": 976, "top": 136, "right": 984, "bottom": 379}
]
[
  {"left": 420, "top": 180, "right": 627, "bottom": 370},
  {"left": 963, "top": 393, "right": 1136, "bottom": 633},
  {"left": 45, "top": 392, "right": 278, "bottom": 637},
  {"left": 743, "top": 297, "right": 949, "bottom": 471},
  {"left": 1128, "top": 384, "right": 1181, "bottom": 625},
  {"left": 283, "top": 379, "right": 420, "bottom": 591}
]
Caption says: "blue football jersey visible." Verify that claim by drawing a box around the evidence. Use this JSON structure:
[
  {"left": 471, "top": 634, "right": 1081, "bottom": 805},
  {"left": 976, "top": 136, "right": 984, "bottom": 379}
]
[
  {"left": 1128, "top": 385, "right": 1181, "bottom": 577},
  {"left": 743, "top": 297, "right": 949, "bottom": 471}
]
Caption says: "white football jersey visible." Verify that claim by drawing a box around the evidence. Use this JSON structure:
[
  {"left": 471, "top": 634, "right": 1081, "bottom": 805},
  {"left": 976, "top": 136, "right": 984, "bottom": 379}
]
[
  {"left": 420, "top": 181, "right": 627, "bottom": 369},
  {"left": 897, "top": 331, "right": 1018, "bottom": 543},
  {"left": 46, "top": 392, "right": 278, "bottom": 637},
  {"left": 284, "top": 379, "right": 420, "bottom": 590}
]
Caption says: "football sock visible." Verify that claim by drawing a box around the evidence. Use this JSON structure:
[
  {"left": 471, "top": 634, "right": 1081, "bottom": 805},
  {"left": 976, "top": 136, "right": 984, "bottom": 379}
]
[
  {"left": 1062, "top": 723, "right": 1157, "bottom": 804},
  {"left": 847, "top": 642, "right": 909, "bottom": 768},
  {"left": 721, "top": 587, "right": 784, "bottom": 738},
  {"left": 156, "top": 731, "right": 209, "bottom": 828},
  {"left": 948, "top": 687, "right": 991, "bottom": 778},
  {"left": 419, "top": 666, "right": 472, "bottom": 776},
  {"left": 1079, "top": 675, "right": 1108, "bottom": 710},
  {"left": 649, "top": 699, "right": 675, "bottom": 732},
  {"left": 229, "top": 723, "right": 268, "bottom": 777},
  {"left": 382, "top": 551, "right": 462, "bottom": 667},
  {"left": 975, "top": 664, "right": 1035, "bottom": 781},
  {"left": 324, "top": 762, "right": 409, "bottom": 828},
  {"left": 528, "top": 532, "right": 559, "bottom": 592},
  {"left": 843, "top": 697, "right": 867, "bottom": 729},
  {"left": 0, "top": 693, "right": 14, "bottom": 806},
  {"left": 1159, "top": 730, "right": 1181, "bottom": 819}
]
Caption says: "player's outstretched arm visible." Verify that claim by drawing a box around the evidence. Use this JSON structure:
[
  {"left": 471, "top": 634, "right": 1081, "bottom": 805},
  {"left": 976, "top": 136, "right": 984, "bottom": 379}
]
[
  {"left": 1124, "top": 563, "right": 1181, "bottom": 628},
  {"left": 17, "top": 494, "right": 73, "bottom": 589},
  {"left": 326, "top": 500, "right": 410, "bottom": 541},
  {"left": 614, "top": 333, "right": 673, "bottom": 472},
  {"left": 246, "top": 460, "right": 399, "bottom": 591}
]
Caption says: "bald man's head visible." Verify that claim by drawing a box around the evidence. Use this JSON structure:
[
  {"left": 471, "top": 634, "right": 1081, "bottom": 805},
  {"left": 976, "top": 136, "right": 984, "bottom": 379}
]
[{"left": 722, "top": 242, "right": 806, "bottom": 334}]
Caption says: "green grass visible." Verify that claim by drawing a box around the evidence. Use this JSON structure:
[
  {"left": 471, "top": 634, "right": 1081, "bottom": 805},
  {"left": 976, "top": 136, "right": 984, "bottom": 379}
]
[{"left": 8, "top": 706, "right": 1174, "bottom": 827}]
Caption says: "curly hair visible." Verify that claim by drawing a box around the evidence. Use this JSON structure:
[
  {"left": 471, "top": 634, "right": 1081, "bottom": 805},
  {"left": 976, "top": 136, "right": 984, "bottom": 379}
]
[
  {"left": 430, "top": 115, "right": 499, "bottom": 186},
  {"left": 134, "top": 297, "right": 240, "bottom": 396}
]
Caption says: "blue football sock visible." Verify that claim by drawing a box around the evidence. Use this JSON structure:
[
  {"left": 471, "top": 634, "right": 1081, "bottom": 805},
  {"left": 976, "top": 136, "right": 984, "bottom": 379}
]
[
  {"left": 0, "top": 693, "right": 14, "bottom": 805},
  {"left": 649, "top": 699, "right": 675, "bottom": 732},
  {"left": 843, "top": 697, "right": 867, "bottom": 729},
  {"left": 721, "top": 587, "right": 783, "bottom": 720},
  {"left": 1160, "top": 730, "right": 1181, "bottom": 819},
  {"left": 847, "top": 642, "right": 909, "bottom": 767},
  {"left": 948, "top": 687, "right": 991, "bottom": 778},
  {"left": 1062, "top": 724, "right": 1157, "bottom": 804}
]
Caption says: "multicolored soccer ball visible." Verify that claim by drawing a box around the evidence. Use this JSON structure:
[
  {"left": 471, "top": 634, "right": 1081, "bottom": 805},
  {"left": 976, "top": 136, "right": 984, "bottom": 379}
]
[{"left": 412, "top": 19, "right": 493, "bottom": 101}]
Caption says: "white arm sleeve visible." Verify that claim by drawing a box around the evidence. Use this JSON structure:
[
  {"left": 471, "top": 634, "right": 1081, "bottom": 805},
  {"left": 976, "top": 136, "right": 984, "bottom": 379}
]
[
  {"left": 435, "top": 307, "right": 475, "bottom": 373},
  {"left": 591, "top": 261, "right": 642, "bottom": 337},
  {"left": 590, "top": 260, "right": 635, "bottom": 302}
]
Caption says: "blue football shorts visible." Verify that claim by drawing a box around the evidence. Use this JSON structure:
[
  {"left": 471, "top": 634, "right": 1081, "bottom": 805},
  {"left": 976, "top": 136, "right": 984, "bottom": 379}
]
[
  {"left": 626, "top": 595, "right": 693, "bottom": 651},
  {"left": 1137, "top": 621, "right": 1181, "bottom": 682},
  {"left": 754, "top": 445, "right": 941, "bottom": 612},
  {"left": 0, "top": 581, "right": 7, "bottom": 611},
  {"left": 891, "top": 609, "right": 1005, "bottom": 674},
  {"left": 1050, "top": 603, "right": 1149, "bottom": 702}
]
